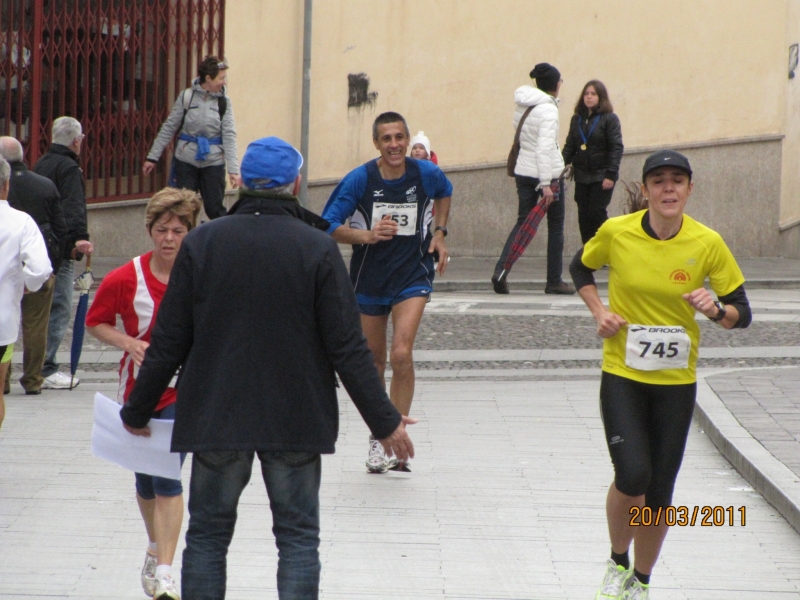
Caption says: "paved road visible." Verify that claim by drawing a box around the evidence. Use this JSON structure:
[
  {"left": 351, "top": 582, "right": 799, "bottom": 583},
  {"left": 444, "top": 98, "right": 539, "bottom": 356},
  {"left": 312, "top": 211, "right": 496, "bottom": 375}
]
[{"left": 3, "top": 284, "right": 800, "bottom": 598}]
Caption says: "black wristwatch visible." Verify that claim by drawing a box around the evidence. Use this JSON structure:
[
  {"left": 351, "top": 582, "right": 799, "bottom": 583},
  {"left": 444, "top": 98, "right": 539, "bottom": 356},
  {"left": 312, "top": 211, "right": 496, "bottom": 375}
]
[
  {"left": 708, "top": 301, "right": 727, "bottom": 323},
  {"left": 434, "top": 226, "right": 448, "bottom": 237}
]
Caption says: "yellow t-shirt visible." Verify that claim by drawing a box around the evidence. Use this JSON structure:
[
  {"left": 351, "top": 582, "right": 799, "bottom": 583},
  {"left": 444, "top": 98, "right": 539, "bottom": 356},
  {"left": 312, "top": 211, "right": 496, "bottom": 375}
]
[{"left": 582, "top": 210, "right": 745, "bottom": 385}]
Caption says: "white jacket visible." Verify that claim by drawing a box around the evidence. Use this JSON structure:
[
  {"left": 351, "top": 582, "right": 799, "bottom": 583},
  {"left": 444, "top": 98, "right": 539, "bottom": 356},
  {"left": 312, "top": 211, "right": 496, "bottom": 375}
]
[
  {"left": 512, "top": 86, "right": 564, "bottom": 184},
  {"left": 0, "top": 200, "right": 52, "bottom": 345}
]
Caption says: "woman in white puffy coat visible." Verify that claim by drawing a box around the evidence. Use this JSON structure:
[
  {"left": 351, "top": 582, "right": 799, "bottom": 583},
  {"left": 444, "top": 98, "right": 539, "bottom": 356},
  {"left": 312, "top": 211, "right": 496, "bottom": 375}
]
[{"left": 492, "top": 63, "right": 574, "bottom": 295}]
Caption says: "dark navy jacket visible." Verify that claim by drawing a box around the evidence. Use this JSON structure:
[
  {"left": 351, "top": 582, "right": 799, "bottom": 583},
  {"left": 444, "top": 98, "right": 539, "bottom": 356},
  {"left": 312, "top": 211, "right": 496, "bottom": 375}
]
[{"left": 121, "top": 191, "right": 401, "bottom": 453}]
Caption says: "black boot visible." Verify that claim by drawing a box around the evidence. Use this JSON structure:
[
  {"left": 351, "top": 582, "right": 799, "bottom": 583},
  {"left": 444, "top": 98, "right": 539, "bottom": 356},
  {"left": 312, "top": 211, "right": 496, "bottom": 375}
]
[{"left": 491, "top": 273, "right": 510, "bottom": 294}]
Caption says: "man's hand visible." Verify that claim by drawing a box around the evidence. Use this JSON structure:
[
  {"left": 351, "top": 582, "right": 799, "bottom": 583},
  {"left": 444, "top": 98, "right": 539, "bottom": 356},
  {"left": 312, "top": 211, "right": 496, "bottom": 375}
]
[
  {"left": 125, "top": 339, "right": 150, "bottom": 367},
  {"left": 142, "top": 161, "right": 156, "bottom": 176},
  {"left": 123, "top": 423, "right": 151, "bottom": 437},
  {"left": 379, "top": 415, "right": 417, "bottom": 462},
  {"left": 229, "top": 173, "right": 241, "bottom": 189},
  {"left": 75, "top": 240, "right": 94, "bottom": 256},
  {"left": 595, "top": 309, "right": 627, "bottom": 338},
  {"left": 429, "top": 233, "right": 449, "bottom": 275},
  {"left": 369, "top": 214, "right": 399, "bottom": 243},
  {"left": 602, "top": 178, "right": 615, "bottom": 190}
]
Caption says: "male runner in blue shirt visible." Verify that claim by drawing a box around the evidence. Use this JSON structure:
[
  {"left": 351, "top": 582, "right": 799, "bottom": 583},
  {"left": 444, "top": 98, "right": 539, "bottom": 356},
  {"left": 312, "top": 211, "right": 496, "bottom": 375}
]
[{"left": 323, "top": 112, "right": 453, "bottom": 473}]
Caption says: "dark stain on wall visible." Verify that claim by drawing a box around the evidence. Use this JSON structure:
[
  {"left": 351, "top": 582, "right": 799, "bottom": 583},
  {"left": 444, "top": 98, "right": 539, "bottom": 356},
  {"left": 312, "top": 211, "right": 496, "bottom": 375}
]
[{"left": 348, "top": 73, "right": 378, "bottom": 109}]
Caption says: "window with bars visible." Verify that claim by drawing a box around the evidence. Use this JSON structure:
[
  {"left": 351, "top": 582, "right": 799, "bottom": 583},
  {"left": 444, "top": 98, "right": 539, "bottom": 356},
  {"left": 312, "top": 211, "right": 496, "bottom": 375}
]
[{"left": 0, "top": 0, "right": 224, "bottom": 203}]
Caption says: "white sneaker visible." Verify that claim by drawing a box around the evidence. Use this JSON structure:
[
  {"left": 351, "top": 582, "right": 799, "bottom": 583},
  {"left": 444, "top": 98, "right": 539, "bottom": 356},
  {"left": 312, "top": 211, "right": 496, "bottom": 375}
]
[
  {"left": 153, "top": 573, "right": 181, "bottom": 599},
  {"left": 366, "top": 435, "right": 393, "bottom": 473},
  {"left": 596, "top": 559, "right": 632, "bottom": 599},
  {"left": 141, "top": 551, "right": 157, "bottom": 596},
  {"left": 42, "top": 371, "right": 78, "bottom": 389}
]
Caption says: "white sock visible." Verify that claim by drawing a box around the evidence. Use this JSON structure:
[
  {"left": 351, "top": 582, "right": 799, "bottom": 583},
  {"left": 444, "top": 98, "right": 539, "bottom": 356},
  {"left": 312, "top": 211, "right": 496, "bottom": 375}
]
[
  {"left": 148, "top": 541, "right": 157, "bottom": 553},
  {"left": 155, "top": 564, "right": 172, "bottom": 579}
]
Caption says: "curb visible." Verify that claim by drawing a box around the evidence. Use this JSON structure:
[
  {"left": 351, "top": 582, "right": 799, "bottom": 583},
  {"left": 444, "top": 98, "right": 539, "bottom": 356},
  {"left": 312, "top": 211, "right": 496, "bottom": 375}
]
[
  {"left": 693, "top": 375, "right": 800, "bottom": 534},
  {"left": 432, "top": 278, "right": 800, "bottom": 292}
]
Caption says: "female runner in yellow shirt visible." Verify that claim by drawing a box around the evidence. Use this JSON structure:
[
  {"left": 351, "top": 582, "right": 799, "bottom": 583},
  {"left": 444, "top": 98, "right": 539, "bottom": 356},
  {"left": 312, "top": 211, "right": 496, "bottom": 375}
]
[{"left": 570, "top": 150, "right": 752, "bottom": 600}]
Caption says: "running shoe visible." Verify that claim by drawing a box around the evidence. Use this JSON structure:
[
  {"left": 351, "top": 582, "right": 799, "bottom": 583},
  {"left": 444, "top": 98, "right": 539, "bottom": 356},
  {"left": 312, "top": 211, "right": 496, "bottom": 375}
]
[
  {"left": 621, "top": 578, "right": 649, "bottom": 600},
  {"left": 366, "top": 435, "right": 391, "bottom": 473},
  {"left": 596, "top": 559, "right": 632, "bottom": 600},
  {"left": 153, "top": 573, "right": 181, "bottom": 599},
  {"left": 42, "top": 371, "right": 78, "bottom": 389},
  {"left": 140, "top": 550, "right": 158, "bottom": 596},
  {"left": 388, "top": 461, "right": 411, "bottom": 472}
]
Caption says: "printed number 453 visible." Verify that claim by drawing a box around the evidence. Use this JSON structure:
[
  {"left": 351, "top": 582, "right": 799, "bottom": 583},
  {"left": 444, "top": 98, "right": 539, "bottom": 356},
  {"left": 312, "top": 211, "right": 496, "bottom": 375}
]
[
  {"left": 388, "top": 214, "right": 409, "bottom": 226},
  {"left": 639, "top": 341, "right": 679, "bottom": 358}
]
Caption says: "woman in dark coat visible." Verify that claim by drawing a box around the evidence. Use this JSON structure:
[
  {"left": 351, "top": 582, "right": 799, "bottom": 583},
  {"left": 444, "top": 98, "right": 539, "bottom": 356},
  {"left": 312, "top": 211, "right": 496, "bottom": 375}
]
[{"left": 562, "top": 80, "right": 624, "bottom": 243}]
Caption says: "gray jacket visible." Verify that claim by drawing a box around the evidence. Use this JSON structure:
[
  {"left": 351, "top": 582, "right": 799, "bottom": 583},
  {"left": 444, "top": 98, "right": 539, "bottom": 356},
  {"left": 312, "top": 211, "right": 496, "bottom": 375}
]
[{"left": 147, "top": 79, "right": 239, "bottom": 174}]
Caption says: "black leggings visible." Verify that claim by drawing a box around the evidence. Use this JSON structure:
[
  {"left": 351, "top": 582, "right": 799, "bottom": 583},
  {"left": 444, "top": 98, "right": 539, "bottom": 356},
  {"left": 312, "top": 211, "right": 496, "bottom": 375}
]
[{"left": 600, "top": 371, "right": 696, "bottom": 508}]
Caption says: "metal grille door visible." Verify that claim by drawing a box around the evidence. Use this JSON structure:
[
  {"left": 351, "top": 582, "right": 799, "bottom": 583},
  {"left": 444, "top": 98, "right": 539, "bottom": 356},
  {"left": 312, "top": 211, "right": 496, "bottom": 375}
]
[{"left": 0, "top": 0, "right": 225, "bottom": 203}]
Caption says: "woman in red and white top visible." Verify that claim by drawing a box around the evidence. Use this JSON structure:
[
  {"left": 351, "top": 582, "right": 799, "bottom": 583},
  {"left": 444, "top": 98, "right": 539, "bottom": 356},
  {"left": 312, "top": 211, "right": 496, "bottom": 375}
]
[{"left": 87, "top": 187, "right": 201, "bottom": 599}]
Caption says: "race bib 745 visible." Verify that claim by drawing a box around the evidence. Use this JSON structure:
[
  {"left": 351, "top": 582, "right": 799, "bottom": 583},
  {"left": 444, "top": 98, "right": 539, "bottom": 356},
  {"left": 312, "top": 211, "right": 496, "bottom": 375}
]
[{"left": 625, "top": 324, "right": 691, "bottom": 371}]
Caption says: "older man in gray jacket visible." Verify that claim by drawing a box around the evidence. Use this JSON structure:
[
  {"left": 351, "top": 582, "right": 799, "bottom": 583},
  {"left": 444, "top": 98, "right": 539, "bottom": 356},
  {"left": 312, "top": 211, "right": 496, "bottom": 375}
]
[{"left": 123, "top": 137, "right": 414, "bottom": 600}]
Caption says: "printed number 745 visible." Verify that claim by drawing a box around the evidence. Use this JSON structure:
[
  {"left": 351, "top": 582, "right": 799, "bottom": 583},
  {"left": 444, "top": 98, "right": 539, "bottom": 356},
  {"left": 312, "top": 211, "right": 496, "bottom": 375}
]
[{"left": 639, "top": 341, "right": 679, "bottom": 358}]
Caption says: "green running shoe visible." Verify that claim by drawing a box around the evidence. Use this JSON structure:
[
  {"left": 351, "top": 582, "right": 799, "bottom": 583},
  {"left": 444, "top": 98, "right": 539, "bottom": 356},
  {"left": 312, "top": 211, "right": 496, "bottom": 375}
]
[{"left": 596, "top": 559, "right": 632, "bottom": 600}]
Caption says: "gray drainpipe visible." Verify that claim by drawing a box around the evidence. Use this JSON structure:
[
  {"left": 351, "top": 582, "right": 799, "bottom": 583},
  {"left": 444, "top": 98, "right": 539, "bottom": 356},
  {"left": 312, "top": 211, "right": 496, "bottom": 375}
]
[{"left": 299, "top": 0, "right": 313, "bottom": 207}]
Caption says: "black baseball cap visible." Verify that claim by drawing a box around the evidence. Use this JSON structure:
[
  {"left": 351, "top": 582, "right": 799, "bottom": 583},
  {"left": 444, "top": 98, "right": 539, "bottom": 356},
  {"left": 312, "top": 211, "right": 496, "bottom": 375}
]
[{"left": 642, "top": 150, "right": 693, "bottom": 180}]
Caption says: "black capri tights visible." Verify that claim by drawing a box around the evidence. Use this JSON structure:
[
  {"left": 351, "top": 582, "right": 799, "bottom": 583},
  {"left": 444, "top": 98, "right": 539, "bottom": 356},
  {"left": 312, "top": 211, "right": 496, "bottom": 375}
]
[{"left": 600, "top": 372, "right": 696, "bottom": 508}]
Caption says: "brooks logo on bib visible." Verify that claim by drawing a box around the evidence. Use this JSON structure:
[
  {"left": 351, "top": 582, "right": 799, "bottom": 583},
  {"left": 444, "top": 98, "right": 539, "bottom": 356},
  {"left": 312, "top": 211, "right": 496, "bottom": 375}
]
[{"left": 625, "top": 325, "right": 691, "bottom": 371}]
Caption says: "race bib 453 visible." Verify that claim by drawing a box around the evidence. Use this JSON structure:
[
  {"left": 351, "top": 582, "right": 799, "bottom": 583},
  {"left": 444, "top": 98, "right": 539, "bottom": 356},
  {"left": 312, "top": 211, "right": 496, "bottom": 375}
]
[
  {"left": 371, "top": 203, "right": 417, "bottom": 236},
  {"left": 625, "top": 324, "right": 691, "bottom": 371}
]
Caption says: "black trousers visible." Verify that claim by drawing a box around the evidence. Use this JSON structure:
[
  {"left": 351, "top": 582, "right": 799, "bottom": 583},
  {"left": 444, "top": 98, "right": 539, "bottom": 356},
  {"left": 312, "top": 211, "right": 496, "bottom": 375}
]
[
  {"left": 494, "top": 175, "right": 565, "bottom": 285},
  {"left": 173, "top": 159, "right": 227, "bottom": 219},
  {"left": 600, "top": 371, "right": 696, "bottom": 508},
  {"left": 574, "top": 181, "right": 614, "bottom": 244}
]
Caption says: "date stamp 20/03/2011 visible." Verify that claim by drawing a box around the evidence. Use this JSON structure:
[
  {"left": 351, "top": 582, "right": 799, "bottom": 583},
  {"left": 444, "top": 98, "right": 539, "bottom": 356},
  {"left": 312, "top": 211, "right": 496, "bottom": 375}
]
[{"left": 629, "top": 506, "right": 746, "bottom": 527}]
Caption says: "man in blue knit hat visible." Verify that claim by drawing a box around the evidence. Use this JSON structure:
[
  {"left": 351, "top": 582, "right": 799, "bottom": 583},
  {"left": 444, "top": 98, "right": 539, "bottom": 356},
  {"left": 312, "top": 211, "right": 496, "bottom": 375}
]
[{"left": 122, "top": 136, "right": 415, "bottom": 599}]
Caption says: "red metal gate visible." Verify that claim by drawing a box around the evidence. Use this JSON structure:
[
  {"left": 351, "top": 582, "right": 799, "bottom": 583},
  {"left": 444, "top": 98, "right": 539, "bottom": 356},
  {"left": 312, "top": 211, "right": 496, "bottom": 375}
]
[{"left": 0, "top": 0, "right": 225, "bottom": 203}]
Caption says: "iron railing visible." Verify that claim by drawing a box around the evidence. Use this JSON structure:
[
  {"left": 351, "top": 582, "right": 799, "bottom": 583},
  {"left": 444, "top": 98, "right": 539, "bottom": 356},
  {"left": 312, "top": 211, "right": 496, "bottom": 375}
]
[{"left": 0, "top": 0, "right": 225, "bottom": 203}]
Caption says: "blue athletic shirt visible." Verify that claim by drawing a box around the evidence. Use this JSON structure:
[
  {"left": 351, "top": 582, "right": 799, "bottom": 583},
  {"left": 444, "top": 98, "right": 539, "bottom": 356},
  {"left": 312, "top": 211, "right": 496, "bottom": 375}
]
[{"left": 322, "top": 157, "right": 453, "bottom": 306}]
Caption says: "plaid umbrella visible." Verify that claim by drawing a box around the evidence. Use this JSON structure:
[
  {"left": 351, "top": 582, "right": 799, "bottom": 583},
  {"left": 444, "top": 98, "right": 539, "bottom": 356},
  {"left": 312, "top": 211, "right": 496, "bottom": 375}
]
[
  {"left": 497, "top": 180, "right": 562, "bottom": 280},
  {"left": 498, "top": 200, "right": 549, "bottom": 280},
  {"left": 69, "top": 256, "right": 94, "bottom": 390}
]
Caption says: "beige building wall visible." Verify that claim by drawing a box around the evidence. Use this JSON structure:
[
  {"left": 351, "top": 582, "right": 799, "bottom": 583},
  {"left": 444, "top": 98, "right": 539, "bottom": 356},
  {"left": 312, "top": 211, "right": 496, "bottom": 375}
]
[
  {"left": 781, "top": 0, "right": 800, "bottom": 231},
  {"left": 226, "top": 0, "right": 786, "bottom": 173},
  {"left": 89, "top": 1, "right": 798, "bottom": 258}
]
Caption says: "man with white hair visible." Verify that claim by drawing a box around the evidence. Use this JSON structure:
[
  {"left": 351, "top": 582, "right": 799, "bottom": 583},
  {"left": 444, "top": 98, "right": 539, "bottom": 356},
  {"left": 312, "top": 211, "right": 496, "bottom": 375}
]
[
  {"left": 33, "top": 116, "right": 94, "bottom": 389},
  {"left": 0, "top": 137, "right": 67, "bottom": 396},
  {"left": 0, "top": 156, "right": 52, "bottom": 429}
]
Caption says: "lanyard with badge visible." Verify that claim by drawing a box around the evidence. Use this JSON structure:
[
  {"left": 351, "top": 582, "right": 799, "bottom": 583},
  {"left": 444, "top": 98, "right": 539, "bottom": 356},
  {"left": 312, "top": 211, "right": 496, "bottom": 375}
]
[
  {"left": 625, "top": 324, "right": 691, "bottom": 371},
  {"left": 578, "top": 115, "right": 600, "bottom": 151}
]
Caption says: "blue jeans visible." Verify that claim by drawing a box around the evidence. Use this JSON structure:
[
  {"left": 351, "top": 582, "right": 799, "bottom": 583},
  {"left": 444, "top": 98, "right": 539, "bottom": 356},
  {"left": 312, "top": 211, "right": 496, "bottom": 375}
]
[
  {"left": 182, "top": 450, "right": 322, "bottom": 600},
  {"left": 42, "top": 260, "right": 74, "bottom": 377},
  {"left": 494, "top": 176, "right": 566, "bottom": 285}
]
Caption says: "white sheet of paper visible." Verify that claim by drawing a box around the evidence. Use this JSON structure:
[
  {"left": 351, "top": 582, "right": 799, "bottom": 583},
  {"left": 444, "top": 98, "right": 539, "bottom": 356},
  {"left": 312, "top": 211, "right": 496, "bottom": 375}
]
[{"left": 91, "top": 392, "right": 182, "bottom": 480}]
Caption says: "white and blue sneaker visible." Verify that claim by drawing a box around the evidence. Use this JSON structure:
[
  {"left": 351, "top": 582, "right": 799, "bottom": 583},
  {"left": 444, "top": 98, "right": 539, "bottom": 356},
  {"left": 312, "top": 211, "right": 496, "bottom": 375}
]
[{"left": 366, "top": 435, "right": 395, "bottom": 473}]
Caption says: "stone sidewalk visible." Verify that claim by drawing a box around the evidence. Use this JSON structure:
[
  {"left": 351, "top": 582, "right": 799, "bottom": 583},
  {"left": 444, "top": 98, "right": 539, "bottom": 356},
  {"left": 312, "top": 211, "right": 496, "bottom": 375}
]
[{"left": 1, "top": 379, "right": 799, "bottom": 599}]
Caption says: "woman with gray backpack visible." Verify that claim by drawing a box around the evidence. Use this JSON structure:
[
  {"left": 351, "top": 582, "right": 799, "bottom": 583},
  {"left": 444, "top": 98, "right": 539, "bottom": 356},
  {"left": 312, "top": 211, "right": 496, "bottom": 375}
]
[{"left": 143, "top": 56, "right": 240, "bottom": 219}]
